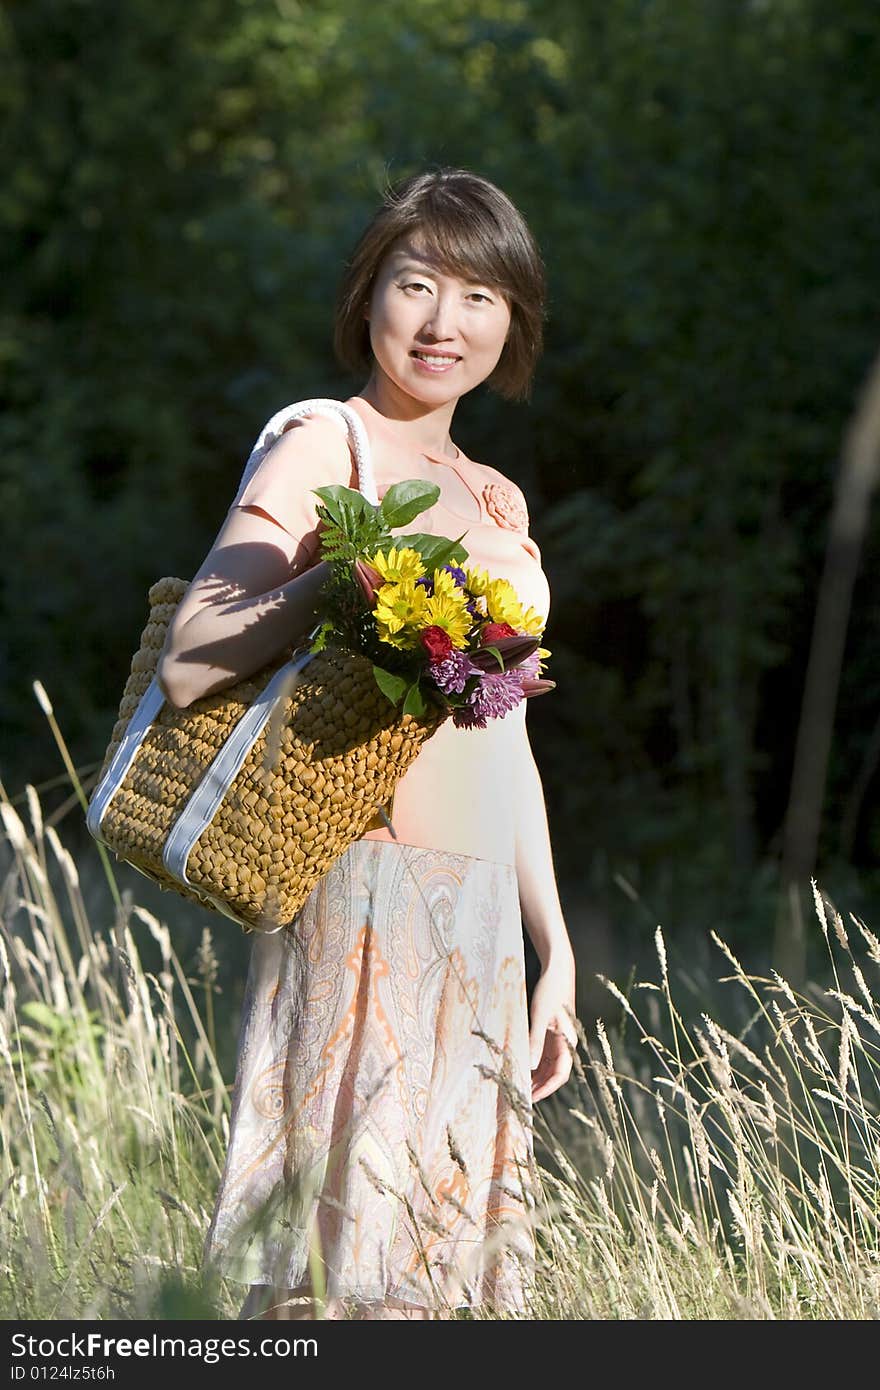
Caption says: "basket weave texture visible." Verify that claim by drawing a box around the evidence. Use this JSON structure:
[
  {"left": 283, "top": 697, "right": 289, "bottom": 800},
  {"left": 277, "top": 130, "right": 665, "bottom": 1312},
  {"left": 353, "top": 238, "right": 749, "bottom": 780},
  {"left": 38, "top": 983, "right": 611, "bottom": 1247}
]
[{"left": 92, "top": 577, "right": 446, "bottom": 932}]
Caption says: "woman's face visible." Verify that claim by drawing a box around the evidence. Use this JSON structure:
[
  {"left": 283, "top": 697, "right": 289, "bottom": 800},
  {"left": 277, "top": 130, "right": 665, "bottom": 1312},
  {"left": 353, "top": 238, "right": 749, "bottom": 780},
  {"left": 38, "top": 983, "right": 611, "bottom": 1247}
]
[{"left": 364, "top": 234, "right": 512, "bottom": 409}]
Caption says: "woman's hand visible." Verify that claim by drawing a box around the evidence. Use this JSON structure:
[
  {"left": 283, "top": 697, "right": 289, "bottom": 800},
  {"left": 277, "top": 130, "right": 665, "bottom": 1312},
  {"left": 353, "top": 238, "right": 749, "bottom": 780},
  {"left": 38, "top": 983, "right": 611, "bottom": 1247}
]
[{"left": 528, "top": 955, "right": 577, "bottom": 1103}]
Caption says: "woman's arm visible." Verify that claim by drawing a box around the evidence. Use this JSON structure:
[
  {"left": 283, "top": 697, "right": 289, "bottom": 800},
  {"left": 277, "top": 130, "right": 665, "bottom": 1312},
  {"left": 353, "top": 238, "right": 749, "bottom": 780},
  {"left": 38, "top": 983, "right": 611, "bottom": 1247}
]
[
  {"left": 512, "top": 706, "right": 578, "bottom": 1099},
  {"left": 157, "top": 504, "right": 331, "bottom": 709},
  {"left": 158, "top": 409, "right": 356, "bottom": 709},
  {"left": 514, "top": 713, "right": 573, "bottom": 968}
]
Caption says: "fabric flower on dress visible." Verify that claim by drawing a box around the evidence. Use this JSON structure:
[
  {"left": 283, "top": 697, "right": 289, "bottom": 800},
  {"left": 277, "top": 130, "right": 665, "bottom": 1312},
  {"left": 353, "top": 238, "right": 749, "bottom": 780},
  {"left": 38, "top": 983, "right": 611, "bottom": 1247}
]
[{"left": 482, "top": 480, "right": 529, "bottom": 532}]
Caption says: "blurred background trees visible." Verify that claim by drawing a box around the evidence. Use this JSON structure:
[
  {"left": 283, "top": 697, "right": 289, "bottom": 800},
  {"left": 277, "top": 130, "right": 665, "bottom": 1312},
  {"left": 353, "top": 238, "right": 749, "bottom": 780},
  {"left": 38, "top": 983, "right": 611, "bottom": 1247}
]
[{"left": 3, "top": 0, "right": 880, "bottom": 972}]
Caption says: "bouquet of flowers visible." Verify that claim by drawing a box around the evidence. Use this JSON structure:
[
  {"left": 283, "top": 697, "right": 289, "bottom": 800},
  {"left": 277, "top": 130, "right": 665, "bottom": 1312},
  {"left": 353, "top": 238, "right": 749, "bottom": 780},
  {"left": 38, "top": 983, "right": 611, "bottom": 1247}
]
[{"left": 307, "top": 477, "right": 554, "bottom": 728}]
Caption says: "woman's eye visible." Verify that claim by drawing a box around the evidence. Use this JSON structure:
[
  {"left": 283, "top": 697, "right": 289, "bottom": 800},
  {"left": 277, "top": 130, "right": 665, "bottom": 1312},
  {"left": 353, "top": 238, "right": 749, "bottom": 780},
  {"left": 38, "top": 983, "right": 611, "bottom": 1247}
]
[
  {"left": 403, "top": 280, "right": 432, "bottom": 293},
  {"left": 468, "top": 291, "right": 493, "bottom": 304}
]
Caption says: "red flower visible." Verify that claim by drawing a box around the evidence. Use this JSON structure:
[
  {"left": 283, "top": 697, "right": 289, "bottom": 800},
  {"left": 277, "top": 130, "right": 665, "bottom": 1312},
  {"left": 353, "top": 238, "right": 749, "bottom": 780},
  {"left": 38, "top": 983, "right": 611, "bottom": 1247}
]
[
  {"left": 481, "top": 621, "right": 518, "bottom": 644},
  {"left": 419, "top": 626, "right": 454, "bottom": 662}
]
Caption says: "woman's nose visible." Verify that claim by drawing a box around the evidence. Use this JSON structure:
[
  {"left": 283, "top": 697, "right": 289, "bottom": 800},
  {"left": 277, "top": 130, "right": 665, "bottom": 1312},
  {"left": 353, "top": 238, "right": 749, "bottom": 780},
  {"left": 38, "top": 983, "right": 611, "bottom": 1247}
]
[{"left": 420, "top": 294, "right": 457, "bottom": 340}]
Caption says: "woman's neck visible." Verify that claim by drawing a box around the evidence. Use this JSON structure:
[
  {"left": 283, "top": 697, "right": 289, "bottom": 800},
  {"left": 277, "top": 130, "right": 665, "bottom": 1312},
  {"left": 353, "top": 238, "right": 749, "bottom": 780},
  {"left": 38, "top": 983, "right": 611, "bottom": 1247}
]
[{"left": 358, "top": 370, "right": 459, "bottom": 460}]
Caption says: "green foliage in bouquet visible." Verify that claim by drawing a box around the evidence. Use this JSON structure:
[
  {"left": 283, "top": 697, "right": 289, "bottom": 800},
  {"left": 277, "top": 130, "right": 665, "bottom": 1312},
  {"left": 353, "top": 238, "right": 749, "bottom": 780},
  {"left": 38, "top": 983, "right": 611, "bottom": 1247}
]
[{"left": 307, "top": 479, "right": 467, "bottom": 674}]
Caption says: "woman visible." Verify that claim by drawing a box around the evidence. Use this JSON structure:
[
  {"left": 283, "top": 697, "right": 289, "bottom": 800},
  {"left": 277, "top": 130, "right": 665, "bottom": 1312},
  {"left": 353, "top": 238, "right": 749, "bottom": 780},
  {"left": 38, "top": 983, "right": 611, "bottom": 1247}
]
[{"left": 157, "top": 168, "right": 577, "bottom": 1320}]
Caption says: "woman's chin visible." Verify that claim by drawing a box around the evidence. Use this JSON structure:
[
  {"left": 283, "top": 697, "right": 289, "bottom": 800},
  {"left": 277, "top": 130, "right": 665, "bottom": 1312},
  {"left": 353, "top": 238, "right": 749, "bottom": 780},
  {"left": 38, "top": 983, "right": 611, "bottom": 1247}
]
[{"left": 396, "top": 364, "right": 476, "bottom": 407}]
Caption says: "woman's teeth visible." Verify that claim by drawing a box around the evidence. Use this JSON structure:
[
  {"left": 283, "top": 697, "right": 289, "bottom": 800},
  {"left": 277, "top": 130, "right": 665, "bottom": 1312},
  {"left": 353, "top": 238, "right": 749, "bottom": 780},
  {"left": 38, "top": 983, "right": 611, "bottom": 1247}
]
[{"left": 413, "top": 352, "right": 458, "bottom": 367}]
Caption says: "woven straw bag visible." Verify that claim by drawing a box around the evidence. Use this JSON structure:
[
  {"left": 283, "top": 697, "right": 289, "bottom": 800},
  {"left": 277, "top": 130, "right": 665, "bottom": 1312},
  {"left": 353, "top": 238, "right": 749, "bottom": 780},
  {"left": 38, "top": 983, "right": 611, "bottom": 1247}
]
[{"left": 86, "top": 399, "right": 447, "bottom": 934}]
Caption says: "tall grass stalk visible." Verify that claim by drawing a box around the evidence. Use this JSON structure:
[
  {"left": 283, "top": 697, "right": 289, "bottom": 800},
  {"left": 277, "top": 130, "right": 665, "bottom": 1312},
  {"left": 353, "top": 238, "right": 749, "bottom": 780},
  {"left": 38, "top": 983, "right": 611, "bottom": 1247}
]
[
  {"left": 2, "top": 716, "right": 879, "bottom": 1315},
  {"left": 527, "top": 888, "right": 880, "bottom": 1317},
  {"left": 0, "top": 774, "right": 228, "bottom": 1317}
]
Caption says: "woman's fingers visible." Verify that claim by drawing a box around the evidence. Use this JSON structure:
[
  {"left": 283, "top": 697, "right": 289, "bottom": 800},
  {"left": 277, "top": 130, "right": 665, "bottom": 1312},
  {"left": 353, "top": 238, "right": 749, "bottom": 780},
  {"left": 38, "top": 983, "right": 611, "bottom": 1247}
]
[{"left": 530, "top": 1024, "right": 574, "bottom": 1101}]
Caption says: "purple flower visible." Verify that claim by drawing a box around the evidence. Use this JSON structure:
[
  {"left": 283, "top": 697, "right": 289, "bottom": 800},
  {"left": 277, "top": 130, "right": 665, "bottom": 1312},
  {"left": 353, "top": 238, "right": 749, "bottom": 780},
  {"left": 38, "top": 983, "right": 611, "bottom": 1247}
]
[
  {"left": 417, "top": 566, "right": 466, "bottom": 599},
  {"left": 513, "top": 649, "right": 541, "bottom": 682},
  {"left": 508, "top": 647, "right": 555, "bottom": 699},
  {"left": 509, "top": 647, "right": 555, "bottom": 699},
  {"left": 429, "top": 648, "right": 477, "bottom": 695},
  {"left": 442, "top": 565, "right": 468, "bottom": 587},
  {"left": 452, "top": 668, "right": 524, "bottom": 728},
  {"left": 452, "top": 704, "right": 488, "bottom": 730}
]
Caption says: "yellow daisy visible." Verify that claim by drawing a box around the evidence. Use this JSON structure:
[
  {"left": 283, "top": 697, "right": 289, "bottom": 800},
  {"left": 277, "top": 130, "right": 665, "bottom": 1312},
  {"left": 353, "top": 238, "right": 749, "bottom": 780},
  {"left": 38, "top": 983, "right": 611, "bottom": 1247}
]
[
  {"left": 484, "top": 578, "right": 526, "bottom": 629},
  {"left": 519, "top": 605, "right": 546, "bottom": 637},
  {"left": 367, "top": 545, "right": 426, "bottom": 585},
  {"left": 464, "top": 565, "right": 491, "bottom": 597},
  {"left": 431, "top": 566, "right": 463, "bottom": 598},
  {"left": 418, "top": 590, "right": 472, "bottom": 649},
  {"left": 373, "top": 579, "right": 429, "bottom": 649}
]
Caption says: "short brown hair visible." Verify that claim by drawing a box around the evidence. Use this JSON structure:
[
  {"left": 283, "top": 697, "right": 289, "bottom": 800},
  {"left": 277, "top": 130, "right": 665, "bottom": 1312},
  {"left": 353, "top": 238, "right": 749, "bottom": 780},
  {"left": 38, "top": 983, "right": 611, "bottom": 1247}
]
[{"left": 334, "top": 168, "right": 546, "bottom": 403}]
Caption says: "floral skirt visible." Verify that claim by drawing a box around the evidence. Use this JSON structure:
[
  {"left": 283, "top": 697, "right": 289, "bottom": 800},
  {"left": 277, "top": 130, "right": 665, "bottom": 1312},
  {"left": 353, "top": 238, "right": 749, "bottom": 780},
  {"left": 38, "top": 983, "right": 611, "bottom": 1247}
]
[{"left": 201, "top": 839, "right": 539, "bottom": 1315}]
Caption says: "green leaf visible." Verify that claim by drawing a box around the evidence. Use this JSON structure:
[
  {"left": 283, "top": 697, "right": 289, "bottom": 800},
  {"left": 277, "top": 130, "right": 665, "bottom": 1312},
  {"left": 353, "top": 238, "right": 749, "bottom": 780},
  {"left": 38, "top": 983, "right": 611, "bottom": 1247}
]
[
  {"left": 404, "top": 532, "right": 470, "bottom": 569},
  {"left": 309, "top": 618, "right": 334, "bottom": 655},
  {"left": 402, "top": 680, "right": 428, "bottom": 716},
  {"left": 372, "top": 665, "right": 409, "bottom": 706},
  {"left": 342, "top": 496, "right": 379, "bottom": 536},
  {"left": 313, "top": 485, "right": 378, "bottom": 534},
  {"left": 379, "top": 480, "right": 440, "bottom": 528},
  {"left": 482, "top": 644, "right": 504, "bottom": 671},
  {"left": 314, "top": 483, "right": 375, "bottom": 510},
  {"left": 311, "top": 486, "right": 346, "bottom": 527}
]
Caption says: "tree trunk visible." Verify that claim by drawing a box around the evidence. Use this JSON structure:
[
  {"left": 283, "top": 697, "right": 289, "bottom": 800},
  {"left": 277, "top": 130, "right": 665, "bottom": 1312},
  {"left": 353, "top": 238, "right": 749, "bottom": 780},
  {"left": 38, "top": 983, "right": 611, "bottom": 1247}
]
[{"left": 776, "top": 345, "right": 880, "bottom": 986}]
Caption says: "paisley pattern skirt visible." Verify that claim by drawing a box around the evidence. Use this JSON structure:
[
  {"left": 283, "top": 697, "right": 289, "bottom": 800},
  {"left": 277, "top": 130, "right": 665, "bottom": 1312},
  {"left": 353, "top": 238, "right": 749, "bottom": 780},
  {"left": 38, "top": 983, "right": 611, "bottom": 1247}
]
[{"left": 201, "top": 839, "right": 538, "bottom": 1315}]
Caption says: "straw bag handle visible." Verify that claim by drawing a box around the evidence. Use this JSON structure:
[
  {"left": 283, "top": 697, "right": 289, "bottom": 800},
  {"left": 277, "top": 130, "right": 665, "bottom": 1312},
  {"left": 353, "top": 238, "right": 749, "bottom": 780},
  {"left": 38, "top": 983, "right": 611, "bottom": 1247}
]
[{"left": 232, "top": 397, "right": 379, "bottom": 509}]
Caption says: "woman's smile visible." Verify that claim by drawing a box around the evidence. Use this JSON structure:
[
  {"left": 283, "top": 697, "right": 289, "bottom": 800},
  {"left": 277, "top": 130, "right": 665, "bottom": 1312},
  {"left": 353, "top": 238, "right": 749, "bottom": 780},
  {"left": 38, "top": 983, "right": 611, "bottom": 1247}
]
[{"left": 410, "top": 348, "right": 462, "bottom": 372}]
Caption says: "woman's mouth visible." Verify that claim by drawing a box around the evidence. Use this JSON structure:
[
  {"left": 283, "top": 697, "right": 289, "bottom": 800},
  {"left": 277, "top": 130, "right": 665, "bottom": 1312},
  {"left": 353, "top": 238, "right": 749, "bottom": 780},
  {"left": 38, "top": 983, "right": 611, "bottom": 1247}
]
[{"left": 410, "top": 350, "right": 460, "bottom": 373}]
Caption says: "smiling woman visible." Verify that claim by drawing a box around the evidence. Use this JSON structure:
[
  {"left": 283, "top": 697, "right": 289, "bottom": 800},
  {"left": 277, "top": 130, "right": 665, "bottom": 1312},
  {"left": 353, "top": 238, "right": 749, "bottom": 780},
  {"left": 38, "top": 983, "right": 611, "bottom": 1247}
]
[
  {"left": 180, "top": 168, "right": 577, "bottom": 1322},
  {"left": 364, "top": 245, "right": 513, "bottom": 408},
  {"left": 334, "top": 170, "right": 546, "bottom": 406}
]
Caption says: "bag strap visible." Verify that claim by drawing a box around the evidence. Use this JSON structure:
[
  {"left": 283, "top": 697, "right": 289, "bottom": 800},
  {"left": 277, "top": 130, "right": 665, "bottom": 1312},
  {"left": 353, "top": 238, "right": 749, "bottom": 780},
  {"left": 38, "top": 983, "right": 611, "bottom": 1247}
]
[{"left": 232, "top": 398, "right": 379, "bottom": 508}]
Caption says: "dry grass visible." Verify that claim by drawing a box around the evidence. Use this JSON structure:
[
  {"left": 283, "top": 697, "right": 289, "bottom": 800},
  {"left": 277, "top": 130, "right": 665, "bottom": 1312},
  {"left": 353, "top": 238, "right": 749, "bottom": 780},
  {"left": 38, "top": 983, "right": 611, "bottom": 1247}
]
[
  {"left": 529, "top": 891, "right": 880, "bottom": 1317},
  {"left": 1, "top": 688, "right": 879, "bottom": 1318}
]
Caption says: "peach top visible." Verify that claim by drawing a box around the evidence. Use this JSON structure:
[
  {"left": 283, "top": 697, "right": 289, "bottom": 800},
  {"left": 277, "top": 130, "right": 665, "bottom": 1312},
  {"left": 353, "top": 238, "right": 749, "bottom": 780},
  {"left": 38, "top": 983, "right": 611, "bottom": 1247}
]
[{"left": 230, "top": 394, "right": 551, "bottom": 867}]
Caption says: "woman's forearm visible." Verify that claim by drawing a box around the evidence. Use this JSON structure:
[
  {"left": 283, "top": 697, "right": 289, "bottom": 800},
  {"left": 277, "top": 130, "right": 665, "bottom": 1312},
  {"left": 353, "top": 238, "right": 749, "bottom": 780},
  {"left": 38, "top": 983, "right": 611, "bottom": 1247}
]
[
  {"left": 515, "top": 730, "right": 575, "bottom": 973},
  {"left": 157, "top": 560, "right": 331, "bottom": 709}
]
